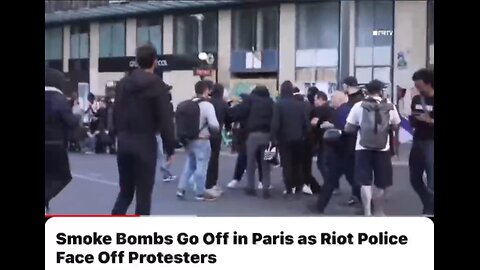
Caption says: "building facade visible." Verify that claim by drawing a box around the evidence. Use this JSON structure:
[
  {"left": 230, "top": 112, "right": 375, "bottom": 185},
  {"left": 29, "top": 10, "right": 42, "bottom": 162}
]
[{"left": 45, "top": 0, "right": 434, "bottom": 107}]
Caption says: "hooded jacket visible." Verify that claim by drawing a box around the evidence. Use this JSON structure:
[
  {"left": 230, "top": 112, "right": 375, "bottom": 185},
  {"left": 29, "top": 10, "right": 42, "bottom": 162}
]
[
  {"left": 271, "top": 83, "right": 309, "bottom": 143},
  {"left": 228, "top": 86, "right": 274, "bottom": 134},
  {"left": 113, "top": 69, "right": 175, "bottom": 156}
]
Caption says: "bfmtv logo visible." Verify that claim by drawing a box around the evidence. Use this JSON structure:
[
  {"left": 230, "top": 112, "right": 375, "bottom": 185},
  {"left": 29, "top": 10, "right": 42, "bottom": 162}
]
[
  {"left": 373, "top": 30, "right": 393, "bottom": 36},
  {"left": 129, "top": 59, "right": 168, "bottom": 68}
]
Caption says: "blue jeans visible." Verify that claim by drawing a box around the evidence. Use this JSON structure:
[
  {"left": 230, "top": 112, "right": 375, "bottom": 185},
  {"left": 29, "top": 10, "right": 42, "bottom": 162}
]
[
  {"left": 156, "top": 135, "right": 173, "bottom": 179},
  {"left": 177, "top": 140, "right": 212, "bottom": 196}
]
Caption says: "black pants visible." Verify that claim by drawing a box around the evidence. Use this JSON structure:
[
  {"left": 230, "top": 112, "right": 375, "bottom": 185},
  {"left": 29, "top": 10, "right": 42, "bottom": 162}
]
[
  {"left": 280, "top": 141, "right": 305, "bottom": 193},
  {"left": 233, "top": 148, "right": 263, "bottom": 182},
  {"left": 316, "top": 150, "right": 361, "bottom": 212},
  {"left": 302, "top": 141, "right": 322, "bottom": 193},
  {"left": 112, "top": 134, "right": 157, "bottom": 215},
  {"left": 206, "top": 137, "right": 222, "bottom": 189},
  {"left": 409, "top": 140, "right": 434, "bottom": 213},
  {"left": 45, "top": 143, "right": 72, "bottom": 208}
]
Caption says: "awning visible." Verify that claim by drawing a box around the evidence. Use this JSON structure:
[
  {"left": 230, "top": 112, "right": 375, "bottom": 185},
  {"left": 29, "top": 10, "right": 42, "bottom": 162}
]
[{"left": 45, "top": 0, "right": 242, "bottom": 25}]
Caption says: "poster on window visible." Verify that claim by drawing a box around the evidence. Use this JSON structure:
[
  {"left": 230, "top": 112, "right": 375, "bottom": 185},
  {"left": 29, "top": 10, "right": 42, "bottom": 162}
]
[{"left": 303, "top": 81, "right": 337, "bottom": 100}]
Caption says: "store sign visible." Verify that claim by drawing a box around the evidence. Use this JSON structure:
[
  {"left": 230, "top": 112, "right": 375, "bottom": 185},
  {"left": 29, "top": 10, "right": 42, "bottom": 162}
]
[
  {"left": 194, "top": 68, "right": 213, "bottom": 77},
  {"left": 98, "top": 53, "right": 217, "bottom": 73},
  {"left": 373, "top": 30, "right": 393, "bottom": 36}
]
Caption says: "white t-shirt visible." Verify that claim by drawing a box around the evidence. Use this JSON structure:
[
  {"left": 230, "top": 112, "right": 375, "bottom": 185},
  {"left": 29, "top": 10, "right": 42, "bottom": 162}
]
[{"left": 346, "top": 96, "right": 401, "bottom": 151}]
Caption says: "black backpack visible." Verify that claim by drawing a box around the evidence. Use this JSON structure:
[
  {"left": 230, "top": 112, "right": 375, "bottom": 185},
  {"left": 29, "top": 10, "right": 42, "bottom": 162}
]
[{"left": 175, "top": 98, "right": 206, "bottom": 146}]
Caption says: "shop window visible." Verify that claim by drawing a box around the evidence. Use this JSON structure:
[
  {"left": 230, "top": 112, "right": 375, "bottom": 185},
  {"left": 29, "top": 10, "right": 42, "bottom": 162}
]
[
  {"left": 174, "top": 12, "right": 218, "bottom": 54},
  {"left": 99, "top": 21, "right": 126, "bottom": 57},
  {"left": 232, "top": 6, "right": 279, "bottom": 51},
  {"left": 137, "top": 17, "right": 162, "bottom": 54},
  {"left": 45, "top": 27, "right": 63, "bottom": 60},
  {"left": 70, "top": 24, "right": 89, "bottom": 59}
]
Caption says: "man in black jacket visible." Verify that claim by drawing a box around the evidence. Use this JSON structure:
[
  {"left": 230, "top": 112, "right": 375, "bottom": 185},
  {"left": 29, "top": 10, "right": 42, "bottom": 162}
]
[
  {"left": 271, "top": 81, "right": 309, "bottom": 200},
  {"left": 45, "top": 68, "right": 81, "bottom": 214},
  {"left": 229, "top": 86, "right": 274, "bottom": 198},
  {"left": 206, "top": 83, "right": 230, "bottom": 193},
  {"left": 111, "top": 44, "right": 176, "bottom": 215},
  {"left": 293, "top": 87, "right": 323, "bottom": 195}
]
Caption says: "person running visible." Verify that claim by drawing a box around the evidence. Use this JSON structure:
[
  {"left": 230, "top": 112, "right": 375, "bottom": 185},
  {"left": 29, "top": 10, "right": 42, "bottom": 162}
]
[
  {"left": 45, "top": 68, "right": 80, "bottom": 214},
  {"left": 176, "top": 80, "right": 220, "bottom": 201},
  {"left": 227, "top": 93, "right": 265, "bottom": 189},
  {"left": 111, "top": 44, "right": 176, "bottom": 215},
  {"left": 206, "top": 83, "right": 230, "bottom": 194},
  {"left": 271, "top": 81, "right": 309, "bottom": 200},
  {"left": 409, "top": 68, "right": 434, "bottom": 216},
  {"left": 345, "top": 80, "right": 401, "bottom": 216}
]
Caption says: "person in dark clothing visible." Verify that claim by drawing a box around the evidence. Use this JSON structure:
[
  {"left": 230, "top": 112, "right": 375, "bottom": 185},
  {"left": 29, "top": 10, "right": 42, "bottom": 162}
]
[
  {"left": 45, "top": 68, "right": 80, "bottom": 214},
  {"left": 311, "top": 90, "right": 360, "bottom": 214},
  {"left": 271, "top": 81, "right": 309, "bottom": 200},
  {"left": 229, "top": 86, "right": 274, "bottom": 198},
  {"left": 227, "top": 93, "right": 265, "bottom": 189},
  {"left": 343, "top": 76, "right": 364, "bottom": 205},
  {"left": 293, "top": 87, "right": 323, "bottom": 195},
  {"left": 309, "top": 91, "right": 335, "bottom": 190},
  {"left": 409, "top": 68, "right": 434, "bottom": 216},
  {"left": 106, "top": 97, "right": 116, "bottom": 154},
  {"left": 94, "top": 99, "right": 109, "bottom": 153},
  {"left": 111, "top": 44, "right": 176, "bottom": 215},
  {"left": 206, "top": 83, "right": 230, "bottom": 192}
]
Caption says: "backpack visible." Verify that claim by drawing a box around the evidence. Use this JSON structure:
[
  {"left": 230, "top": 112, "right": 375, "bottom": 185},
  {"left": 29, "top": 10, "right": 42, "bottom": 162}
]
[
  {"left": 359, "top": 98, "right": 394, "bottom": 150},
  {"left": 175, "top": 98, "right": 206, "bottom": 146}
]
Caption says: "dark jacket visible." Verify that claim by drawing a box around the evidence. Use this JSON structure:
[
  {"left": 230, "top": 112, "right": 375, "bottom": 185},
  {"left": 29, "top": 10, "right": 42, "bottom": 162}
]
[
  {"left": 311, "top": 103, "right": 335, "bottom": 147},
  {"left": 228, "top": 88, "right": 274, "bottom": 134},
  {"left": 345, "top": 91, "right": 364, "bottom": 155},
  {"left": 323, "top": 103, "right": 351, "bottom": 156},
  {"left": 209, "top": 87, "right": 229, "bottom": 130},
  {"left": 45, "top": 88, "right": 79, "bottom": 144},
  {"left": 113, "top": 69, "right": 175, "bottom": 156},
  {"left": 271, "top": 86, "right": 309, "bottom": 143}
]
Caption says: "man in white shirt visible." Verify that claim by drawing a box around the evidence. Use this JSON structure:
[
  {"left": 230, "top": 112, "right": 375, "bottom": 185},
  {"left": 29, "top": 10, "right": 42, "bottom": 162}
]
[{"left": 345, "top": 80, "right": 401, "bottom": 216}]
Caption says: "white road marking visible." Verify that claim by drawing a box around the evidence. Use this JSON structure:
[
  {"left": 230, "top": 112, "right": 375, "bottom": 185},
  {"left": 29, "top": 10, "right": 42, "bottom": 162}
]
[{"left": 72, "top": 173, "right": 117, "bottom": 187}]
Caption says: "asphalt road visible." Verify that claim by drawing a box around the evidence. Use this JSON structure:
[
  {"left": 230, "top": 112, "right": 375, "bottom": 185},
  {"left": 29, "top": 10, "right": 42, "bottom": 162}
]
[{"left": 49, "top": 145, "right": 422, "bottom": 216}]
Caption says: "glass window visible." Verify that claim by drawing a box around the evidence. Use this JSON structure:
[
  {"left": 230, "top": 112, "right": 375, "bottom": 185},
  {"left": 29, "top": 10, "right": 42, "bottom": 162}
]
[
  {"left": 232, "top": 6, "right": 279, "bottom": 51},
  {"left": 99, "top": 21, "right": 126, "bottom": 57},
  {"left": 45, "top": 27, "right": 63, "bottom": 60},
  {"left": 137, "top": 17, "right": 162, "bottom": 54},
  {"left": 427, "top": 0, "right": 434, "bottom": 68},
  {"left": 354, "top": 0, "right": 394, "bottom": 92},
  {"left": 296, "top": 1, "right": 340, "bottom": 83},
  {"left": 70, "top": 24, "right": 89, "bottom": 59},
  {"left": 174, "top": 12, "right": 218, "bottom": 55}
]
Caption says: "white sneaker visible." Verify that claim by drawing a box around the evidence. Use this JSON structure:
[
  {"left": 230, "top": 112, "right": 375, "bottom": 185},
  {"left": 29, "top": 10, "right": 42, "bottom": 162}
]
[
  {"left": 258, "top": 182, "right": 263, "bottom": 190},
  {"left": 283, "top": 187, "right": 296, "bottom": 195},
  {"left": 213, "top": 185, "right": 223, "bottom": 193},
  {"left": 227, "top": 179, "right": 239, "bottom": 189},
  {"left": 205, "top": 188, "right": 221, "bottom": 198},
  {"left": 302, "top": 185, "right": 313, "bottom": 195}
]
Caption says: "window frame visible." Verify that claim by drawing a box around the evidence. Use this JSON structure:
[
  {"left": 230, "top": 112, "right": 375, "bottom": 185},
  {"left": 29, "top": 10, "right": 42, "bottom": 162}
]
[
  {"left": 99, "top": 20, "right": 126, "bottom": 58},
  {"left": 70, "top": 24, "right": 90, "bottom": 59},
  {"left": 294, "top": 1, "right": 341, "bottom": 83},
  {"left": 173, "top": 11, "right": 218, "bottom": 55},
  {"left": 231, "top": 5, "right": 280, "bottom": 52},
  {"left": 136, "top": 16, "right": 163, "bottom": 54},
  {"left": 426, "top": 0, "right": 434, "bottom": 69},
  {"left": 353, "top": 0, "right": 395, "bottom": 97},
  {"left": 45, "top": 27, "right": 64, "bottom": 60}
]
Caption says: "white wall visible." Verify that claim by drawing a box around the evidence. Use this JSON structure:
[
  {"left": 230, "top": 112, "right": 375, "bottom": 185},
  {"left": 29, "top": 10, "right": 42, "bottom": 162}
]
[
  {"left": 63, "top": 25, "right": 70, "bottom": 73},
  {"left": 218, "top": 9, "right": 232, "bottom": 87},
  {"left": 393, "top": 1, "right": 427, "bottom": 97},
  {"left": 278, "top": 3, "right": 296, "bottom": 84}
]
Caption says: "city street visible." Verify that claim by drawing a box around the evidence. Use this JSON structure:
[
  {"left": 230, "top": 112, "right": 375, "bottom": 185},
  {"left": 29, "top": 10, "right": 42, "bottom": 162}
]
[{"left": 49, "top": 144, "right": 423, "bottom": 216}]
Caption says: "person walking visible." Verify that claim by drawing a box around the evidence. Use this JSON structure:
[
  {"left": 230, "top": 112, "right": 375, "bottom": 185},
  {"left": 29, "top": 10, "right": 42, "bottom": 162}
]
[
  {"left": 271, "top": 81, "right": 310, "bottom": 200},
  {"left": 176, "top": 80, "right": 220, "bottom": 201},
  {"left": 111, "top": 44, "right": 176, "bottom": 215},
  {"left": 409, "top": 69, "right": 434, "bottom": 216},
  {"left": 205, "top": 83, "right": 230, "bottom": 194},
  {"left": 345, "top": 80, "right": 401, "bottom": 216},
  {"left": 45, "top": 68, "right": 80, "bottom": 214}
]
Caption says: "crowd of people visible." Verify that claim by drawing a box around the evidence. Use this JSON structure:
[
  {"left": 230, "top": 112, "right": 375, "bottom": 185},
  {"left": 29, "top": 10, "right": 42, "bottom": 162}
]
[{"left": 45, "top": 44, "right": 434, "bottom": 217}]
